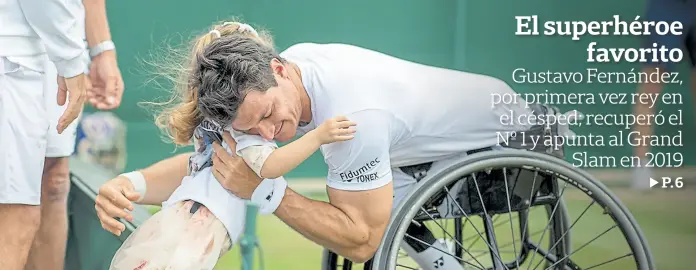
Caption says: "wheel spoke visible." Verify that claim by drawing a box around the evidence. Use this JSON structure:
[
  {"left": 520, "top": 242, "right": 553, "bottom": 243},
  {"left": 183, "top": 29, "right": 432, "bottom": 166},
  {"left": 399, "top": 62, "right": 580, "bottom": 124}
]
[
  {"left": 396, "top": 263, "right": 420, "bottom": 270},
  {"left": 527, "top": 180, "right": 570, "bottom": 270},
  {"left": 469, "top": 229, "right": 545, "bottom": 260},
  {"left": 585, "top": 253, "right": 634, "bottom": 270},
  {"left": 529, "top": 200, "right": 596, "bottom": 270},
  {"left": 502, "top": 168, "right": 521, "bottom": 269},
  {"left": 518, "top": 171, "right": 539, "bottom": 262},
  {"left": 445, "top": 175, "right": 510, "bottom": 270},
  {"left": 404, "top": 233, "right": 484, "bottom": 270},
  {"left": 482, "top": 213, "right": 507, "bottom": 270},
  {"left": 462, "top": 216, "right": 512, "bottom": 262},
  {"left": 382, "top": 155, "right": 648, "bottom": 270},
  {"left": 418, "top": 207, "right": 487, "bottom": 269},
  {"left": 541, "top": 225, "right": 619, "bottom": 270},
  {"left": 462, "top": 215, "right": 513, "bottom": 249}
]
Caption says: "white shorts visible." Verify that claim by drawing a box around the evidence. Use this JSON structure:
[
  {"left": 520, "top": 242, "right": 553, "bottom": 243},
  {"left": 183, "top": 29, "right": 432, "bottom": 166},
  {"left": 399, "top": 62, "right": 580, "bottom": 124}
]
[
  {"left": 392, "top": 146, "right": 508, "bottom": 209},
  {"left": 0, "top": 55, "right": 80, "bottom": 205},
  {"left": 43, "top": 56, "right": 80, "bottom": 158},
  {"left": 0, "top": 56, "right": 50, "bottom": 205},
  {"left": 392, "top": 152, "right": 473, "bottom": 209}
]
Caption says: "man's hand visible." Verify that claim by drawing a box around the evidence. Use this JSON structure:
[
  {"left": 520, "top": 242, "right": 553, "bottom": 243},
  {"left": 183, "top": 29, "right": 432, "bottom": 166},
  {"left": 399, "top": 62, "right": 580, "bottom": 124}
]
[
  {"left": 211, "top": 131, "right": 262, "bottom": 200},
  {"left": 89, "top": 50, "right": 124, "bottom": 110},
  {"left": 56, "top": 73, "right": 89, "bottom": 134},
  {"left": 95, "top": 175, "right": 141, "bottom": 236}
]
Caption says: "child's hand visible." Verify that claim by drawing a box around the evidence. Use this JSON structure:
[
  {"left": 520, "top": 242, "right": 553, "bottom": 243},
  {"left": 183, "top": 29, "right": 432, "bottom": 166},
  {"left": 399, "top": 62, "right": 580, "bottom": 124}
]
[{"left": 313, "top": 116, "right": 357, "bottom": 144}]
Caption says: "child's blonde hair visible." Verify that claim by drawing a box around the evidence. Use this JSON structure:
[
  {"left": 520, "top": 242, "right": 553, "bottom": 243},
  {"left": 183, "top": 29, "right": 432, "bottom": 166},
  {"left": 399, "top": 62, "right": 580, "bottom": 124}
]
[{"left": 151, "top": 20, "right": 279, "bottom": 145}]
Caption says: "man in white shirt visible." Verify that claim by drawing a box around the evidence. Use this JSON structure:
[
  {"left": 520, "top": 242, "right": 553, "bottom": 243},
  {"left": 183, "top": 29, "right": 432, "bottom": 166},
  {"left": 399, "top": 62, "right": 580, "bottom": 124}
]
[
  {"left": 0, "top": 0, "right": 88, "bottom": 268},
  {"left": 0, "top": 0, "right": 123, "bottom": 268},
  {"left": 28, "top": 3, "right": 124, "bottom": 270},
  {"left": 205, "top": 42, "right": 533, "bottom": 267},
  {"left": 95, "top": 23, "right": 539, "bottom": 269}
]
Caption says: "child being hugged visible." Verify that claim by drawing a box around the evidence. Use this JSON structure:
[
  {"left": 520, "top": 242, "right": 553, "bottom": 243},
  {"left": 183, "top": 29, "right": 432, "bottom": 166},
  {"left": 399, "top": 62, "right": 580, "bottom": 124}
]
[
  {"left": 109, "top": 115, "right": 355, "bottom": 270},
  {"left": 234, "top": 115, "right": 357, "bottom": 179}
]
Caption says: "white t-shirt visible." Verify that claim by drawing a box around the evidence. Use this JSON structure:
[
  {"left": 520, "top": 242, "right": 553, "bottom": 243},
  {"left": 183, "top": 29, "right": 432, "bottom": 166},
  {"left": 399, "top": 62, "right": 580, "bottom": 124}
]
[
  {"left": 164, "top": 43, "right": 533, "bottom": 237},
  {"left": 278, "top": 43, "right": 532, "bottom": 191}
]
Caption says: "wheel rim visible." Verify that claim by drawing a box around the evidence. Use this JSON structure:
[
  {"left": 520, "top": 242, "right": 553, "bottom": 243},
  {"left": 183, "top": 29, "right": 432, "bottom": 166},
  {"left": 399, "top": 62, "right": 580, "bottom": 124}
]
[
  {"left": 375, "top": 150, "right": 652, "bottom": 270},
  {"left": 322, "top": 249, "right": 373, "bottom": 270}
]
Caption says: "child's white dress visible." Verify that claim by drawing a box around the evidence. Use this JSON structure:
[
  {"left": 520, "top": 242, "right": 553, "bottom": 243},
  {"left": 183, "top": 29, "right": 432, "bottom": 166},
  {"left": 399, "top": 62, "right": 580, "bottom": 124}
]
[{"left": 110, "top": 119, "right": 279, "bottom": 270}]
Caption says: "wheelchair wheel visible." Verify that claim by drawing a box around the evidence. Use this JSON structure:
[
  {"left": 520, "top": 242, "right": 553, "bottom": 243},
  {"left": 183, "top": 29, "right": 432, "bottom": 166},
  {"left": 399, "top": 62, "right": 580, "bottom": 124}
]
[
  {"left": 321, "top": 249, "right": 373, "bottom": 270},
  {"left": 372, "top": 150, "right": 654, "bottom": 270},
  {"left": 321, "top": 199, "right": 568, "bottom": 270}
]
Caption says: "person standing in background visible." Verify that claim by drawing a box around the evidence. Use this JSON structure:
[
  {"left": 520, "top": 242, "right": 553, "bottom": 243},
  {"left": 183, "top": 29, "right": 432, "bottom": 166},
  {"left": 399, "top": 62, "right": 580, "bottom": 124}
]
[
  {"left": 0, "top": 0, "right": 124, "bottom": 269},
  {"left": 632, "top": 0, "right": 696, "bottom": 190},
  {"left": 0, "top": 0, "right": 89, "bottom": 268},
  {"left": 24, "top": 0, "right": 126, "bottom": 268}
]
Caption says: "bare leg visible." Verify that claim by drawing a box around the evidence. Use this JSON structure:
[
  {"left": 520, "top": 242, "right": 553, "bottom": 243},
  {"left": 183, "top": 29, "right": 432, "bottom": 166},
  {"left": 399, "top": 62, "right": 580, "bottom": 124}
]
[
  {"left": 691, "top": 70, "right": 696, "bottom": 120},
  {"left": 0, "top": 204, "right": 41, "bottom": 270},
  {"left": 633, "top": 66, "right": 664, "bottom": 160},
  {"left": 109, "top": 200, "right": 233, "bottom": 270},
  {"left": 25, "top": 157, "right": 71, "bottom": 270},
  {"left": 631, "top": 66, "right": 663, "bottom": 190}
]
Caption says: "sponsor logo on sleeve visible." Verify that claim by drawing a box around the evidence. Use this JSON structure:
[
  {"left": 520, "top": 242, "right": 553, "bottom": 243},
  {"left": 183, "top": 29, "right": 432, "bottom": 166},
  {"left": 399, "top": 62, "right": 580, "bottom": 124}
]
[{"left": 339, "top": 158, "right": 381, "bottom": 183}]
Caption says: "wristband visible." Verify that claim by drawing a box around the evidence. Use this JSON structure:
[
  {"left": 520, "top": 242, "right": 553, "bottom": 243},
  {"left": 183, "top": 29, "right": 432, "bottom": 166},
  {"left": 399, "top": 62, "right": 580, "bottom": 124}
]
[
  {"left": 89, "top": 40, "right": 116, "bottom": 58},
  {"left": 250, "top": 177, "right": 287, "bottom": 215},
  {"left": 120, "top": 171, "right": 147, "bottom": 203}
]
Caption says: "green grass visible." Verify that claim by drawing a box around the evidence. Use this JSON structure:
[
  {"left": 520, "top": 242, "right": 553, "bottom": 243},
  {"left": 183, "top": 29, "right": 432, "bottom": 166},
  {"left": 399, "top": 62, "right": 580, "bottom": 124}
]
[{"left": 150, "top": 189, "right": 694, "bottom": 270}]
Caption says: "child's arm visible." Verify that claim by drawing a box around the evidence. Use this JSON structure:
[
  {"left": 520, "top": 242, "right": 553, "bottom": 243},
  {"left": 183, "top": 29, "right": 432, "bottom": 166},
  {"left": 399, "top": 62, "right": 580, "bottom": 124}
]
[{"left": 258, "top": 116, "right": 357, "bottom": 179}]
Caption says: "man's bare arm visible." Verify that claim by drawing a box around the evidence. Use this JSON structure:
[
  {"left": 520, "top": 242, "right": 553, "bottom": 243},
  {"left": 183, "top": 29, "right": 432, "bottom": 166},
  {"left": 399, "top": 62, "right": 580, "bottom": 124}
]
[
  {"left": 137, "top": 153, "right": 191, "bottom": 205},
  {"left": 274, "top": 182, "right": 393, "bottom": 263},
  {"left": 212, "top": 130, "right": 390, "bottom": 262},
  {"left": 83, "top": 0, "right": 111, "bottom": 47}
]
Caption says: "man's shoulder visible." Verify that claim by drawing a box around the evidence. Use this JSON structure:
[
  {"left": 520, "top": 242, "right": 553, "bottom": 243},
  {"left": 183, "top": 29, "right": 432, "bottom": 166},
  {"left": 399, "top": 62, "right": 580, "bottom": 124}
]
[
  {"left": 279, "top": 43, "right": 320, "bottom": 58},
  {"left": 279, "top": 42, "right": 371, "bottom": 59},
  {"left": 319, "top": 109, "right": 394, "bottom": 153},
  {"left": 320, "top": 110, "right": 395, "bottom": 186}
]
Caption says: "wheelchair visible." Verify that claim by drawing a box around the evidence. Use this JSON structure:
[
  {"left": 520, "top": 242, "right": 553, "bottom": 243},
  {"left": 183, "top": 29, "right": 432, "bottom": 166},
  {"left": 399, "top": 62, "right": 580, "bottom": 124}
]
[{"left": 322, "top": 106, "right": 655, "bottom": 270}]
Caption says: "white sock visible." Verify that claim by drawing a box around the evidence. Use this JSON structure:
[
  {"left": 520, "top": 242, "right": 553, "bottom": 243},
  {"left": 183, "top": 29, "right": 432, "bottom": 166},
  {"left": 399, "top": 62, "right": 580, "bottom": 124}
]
[{"left": 401, "top": 239, "right": 465, "bottom": 270}]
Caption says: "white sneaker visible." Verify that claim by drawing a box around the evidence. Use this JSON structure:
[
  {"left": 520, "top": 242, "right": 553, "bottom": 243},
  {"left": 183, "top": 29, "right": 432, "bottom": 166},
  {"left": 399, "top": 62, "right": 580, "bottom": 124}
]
[
  {"left": 438, "top": 238, "right": 477, "bottom": 269},
  {"left": 437, "top": 238, "right": 456, "bottom": 255}
]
